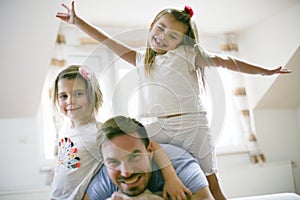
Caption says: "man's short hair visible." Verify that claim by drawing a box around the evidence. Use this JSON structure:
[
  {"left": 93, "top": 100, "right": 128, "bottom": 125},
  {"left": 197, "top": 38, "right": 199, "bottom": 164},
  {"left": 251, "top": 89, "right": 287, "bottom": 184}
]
[{"left": 97, "top": 116, "right": 150, "bottom": 151}]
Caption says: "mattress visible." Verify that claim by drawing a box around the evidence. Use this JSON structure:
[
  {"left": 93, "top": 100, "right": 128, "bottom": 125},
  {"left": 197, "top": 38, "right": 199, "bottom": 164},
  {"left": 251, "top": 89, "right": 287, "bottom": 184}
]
[{"left": 230, "top": 193, "right": 300, "bottom": 200}]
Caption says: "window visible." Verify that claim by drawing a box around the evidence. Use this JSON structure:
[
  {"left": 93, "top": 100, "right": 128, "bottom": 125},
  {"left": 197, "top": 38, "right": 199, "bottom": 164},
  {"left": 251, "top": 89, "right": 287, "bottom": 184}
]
[
  {"left": 214, "top": 69, "right": 246, "bottom": 152},
  {"left": 202, "top": 67, "right": 246, "bottom": 154}
]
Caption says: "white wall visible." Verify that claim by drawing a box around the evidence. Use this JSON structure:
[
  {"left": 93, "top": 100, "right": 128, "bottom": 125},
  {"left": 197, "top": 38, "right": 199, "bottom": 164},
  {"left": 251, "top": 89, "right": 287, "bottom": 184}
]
[
  {"left": 297, "top": 107, "right": 300, "bottom": 193},
  {"left": 254, "top": 109, "right": 300, "bottom": 193},
  {"left": 238, "top": 2, "right": 300, "bottom": 109},
  {"left": 219, "top": 160, "right": 295, "bottom": 198},
  {"left": 0, "top": 0, "right": 60, "bottom": 118},
  {"left": 0, "top": 0, "right": 59, "bottom": 191},
  {"left": 0, "top": 117, "right": 48, "bottom": 189}
]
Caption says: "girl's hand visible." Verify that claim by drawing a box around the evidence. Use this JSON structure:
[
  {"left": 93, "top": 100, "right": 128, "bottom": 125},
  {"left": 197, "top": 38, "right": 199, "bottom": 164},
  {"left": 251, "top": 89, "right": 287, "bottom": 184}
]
[
  {"left": 264, "top": 66, "right": 291, "bottom": 75},
  {"left": 107, "top": 190, "right": 164, "bottom": 200},
  {"left": 106, "top": 191, "right": 130, "bottom": 200},
  {"left": 56, "top": 1, "right": 77, "bottom": 25},
  {"left": 163, "top": 176, "right": 192, "bottom": 200}
]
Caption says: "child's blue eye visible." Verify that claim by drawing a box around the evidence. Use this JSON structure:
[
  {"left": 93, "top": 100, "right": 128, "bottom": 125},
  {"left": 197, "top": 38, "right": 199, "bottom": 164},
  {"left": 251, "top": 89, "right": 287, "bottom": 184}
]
[
  {"left": 169, "top": 34, "right": 177, "bottom": 40},
  {"left": 74, "top": 91, "right": 84, "bottom": 97},
  {"left": 156, "top": 25, "right": 164, "bottom": 32},
  {"left": 59, "top": 94, "right": 68, "bottom": 99}
]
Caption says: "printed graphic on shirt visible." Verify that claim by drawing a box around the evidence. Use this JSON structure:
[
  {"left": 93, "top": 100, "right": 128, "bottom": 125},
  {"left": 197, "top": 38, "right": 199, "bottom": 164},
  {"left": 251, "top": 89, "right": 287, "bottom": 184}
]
[{"left": 58, "top": 137, "right": 80, "bottom": 169}]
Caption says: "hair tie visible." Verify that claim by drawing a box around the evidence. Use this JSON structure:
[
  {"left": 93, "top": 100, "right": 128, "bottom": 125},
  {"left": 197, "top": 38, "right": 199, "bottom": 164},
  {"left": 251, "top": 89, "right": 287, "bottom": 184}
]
[
  {"left": 184, "top": 5, "right": 194, "bottom": 18},
  {"left": 79, "top": 67, "right": 91, "bottom": 80}
]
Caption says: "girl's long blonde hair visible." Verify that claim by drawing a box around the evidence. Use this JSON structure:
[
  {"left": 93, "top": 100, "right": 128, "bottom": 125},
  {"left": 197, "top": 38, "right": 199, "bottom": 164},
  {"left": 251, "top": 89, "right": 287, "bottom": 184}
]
[{"left": 144, "top": 7, "right": 212, "bottom": 86}]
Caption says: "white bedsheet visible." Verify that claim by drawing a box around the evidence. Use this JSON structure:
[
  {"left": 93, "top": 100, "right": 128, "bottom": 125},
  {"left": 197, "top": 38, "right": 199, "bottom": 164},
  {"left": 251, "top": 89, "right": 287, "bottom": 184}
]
[{"left": 230, "top": 193, "right": 300, "bottom": 200}]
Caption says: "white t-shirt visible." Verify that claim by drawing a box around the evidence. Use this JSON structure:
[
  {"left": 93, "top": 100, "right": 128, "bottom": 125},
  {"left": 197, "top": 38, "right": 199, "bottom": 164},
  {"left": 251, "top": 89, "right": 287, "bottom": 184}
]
[
  {"left": 136, "top": 45, "right": 205, "bottom": 118},
  {"left": 50, "top": 121, "right": 102, "bottom": 200}
]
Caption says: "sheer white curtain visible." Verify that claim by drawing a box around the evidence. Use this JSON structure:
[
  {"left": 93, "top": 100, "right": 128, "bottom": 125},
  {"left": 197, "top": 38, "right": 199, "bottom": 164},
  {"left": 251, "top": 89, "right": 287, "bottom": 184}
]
[{"left": 215, "top": 33, "right": 265, "bottom": 163}]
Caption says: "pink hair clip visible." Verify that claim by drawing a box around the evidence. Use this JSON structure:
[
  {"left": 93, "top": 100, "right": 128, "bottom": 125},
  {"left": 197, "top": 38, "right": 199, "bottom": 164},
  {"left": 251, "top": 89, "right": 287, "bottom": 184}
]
[
  {"left": 79, "top": 67, "right": 91, "bottom": 80},
  {"left": 184, "top": 5, "right": 194, "bottom": 18}
]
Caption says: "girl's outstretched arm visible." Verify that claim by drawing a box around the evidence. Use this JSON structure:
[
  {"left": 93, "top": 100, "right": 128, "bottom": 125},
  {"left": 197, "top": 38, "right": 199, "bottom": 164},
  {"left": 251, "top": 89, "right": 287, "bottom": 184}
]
[
  {"left": 195, "top": 53, "right": 291, "bottom": 76},
  {"left": 56, "top": 1, "right": 136, "bottom": 66},
  {"left": 151, "top": 141, "right": 192, "bottom": 200}
]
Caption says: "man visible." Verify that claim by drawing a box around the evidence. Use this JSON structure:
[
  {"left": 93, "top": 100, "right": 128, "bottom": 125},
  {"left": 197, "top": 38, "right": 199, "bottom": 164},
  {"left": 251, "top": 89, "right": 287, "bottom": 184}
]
[{"left": 85, "top": 116, "right": 214, "bottom": 200}]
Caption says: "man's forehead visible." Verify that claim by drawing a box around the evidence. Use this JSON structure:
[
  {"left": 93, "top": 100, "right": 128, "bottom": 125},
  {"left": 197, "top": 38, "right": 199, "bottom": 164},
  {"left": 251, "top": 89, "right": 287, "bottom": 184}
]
[{"left": 101, "top": 133, "right": 146, "bottom": 155}]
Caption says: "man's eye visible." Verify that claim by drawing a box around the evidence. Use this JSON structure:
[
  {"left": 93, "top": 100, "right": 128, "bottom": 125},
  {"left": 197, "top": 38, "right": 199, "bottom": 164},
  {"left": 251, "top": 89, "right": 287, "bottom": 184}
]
[
  {"left": 129, "top": 153, "right": 141, "bottom": 161},
  {"left": 107, "top": 160, "right": 119, "bottom": 168}
]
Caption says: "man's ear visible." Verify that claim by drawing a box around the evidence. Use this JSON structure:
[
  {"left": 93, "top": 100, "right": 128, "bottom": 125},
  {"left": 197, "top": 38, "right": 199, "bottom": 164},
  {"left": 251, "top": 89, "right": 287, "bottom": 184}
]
[{"left": 147, "top": 141, "right": 154, "bottom": 160}]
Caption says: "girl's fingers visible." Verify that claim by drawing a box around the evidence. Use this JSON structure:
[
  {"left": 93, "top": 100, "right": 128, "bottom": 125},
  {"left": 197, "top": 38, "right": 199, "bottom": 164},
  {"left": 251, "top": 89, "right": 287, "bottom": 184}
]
[
  {"left": 280, "top": 68, "right": 291, "bottom": 73},
  {"left": 180, "top": 192, "right": 187, "bottom": 200},
  {"left": 177, "top": 194, "right": 183, "bottom": 200},
  {"left": 71, "top": 1, "right": 76, "bottom": 14},
  {"left": 61, "top": 3, "right": 70, "bottom": 11},
  {"left": 185, "top": 188, "right": 192, "bottom": 197},
  {"left": 56, "top": 12, "right": 66, "bottom": 16},
  {"left": 162, "top": 190, "right": 167, "bottom": 199},
  {"left": 72, "top": 1, "right": 75, "bottom": 10},
  {"left": 56, "top": 13, "right": 68, "bottom": 20}
]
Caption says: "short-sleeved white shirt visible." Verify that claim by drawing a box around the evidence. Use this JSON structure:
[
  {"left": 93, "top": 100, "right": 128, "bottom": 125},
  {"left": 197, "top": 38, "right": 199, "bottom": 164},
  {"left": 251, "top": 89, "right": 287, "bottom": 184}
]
[
  {"left": 136, "top": 45, "right": 205, "bottom": 118},
  {"left": 50, "top": 121, "right": 102, "bottom": 200}
]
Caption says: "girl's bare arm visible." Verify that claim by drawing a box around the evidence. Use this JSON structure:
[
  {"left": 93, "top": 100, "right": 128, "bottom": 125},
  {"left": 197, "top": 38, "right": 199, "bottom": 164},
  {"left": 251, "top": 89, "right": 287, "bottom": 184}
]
[
  {"left": 195, "top": 53, "right": 291, "bottom": 75},
  {"left": 56, "top": 1, "right": 136, "bottom": 66},
  {"left": 151, "top": 141, "right": 192, "bottom": 200}
]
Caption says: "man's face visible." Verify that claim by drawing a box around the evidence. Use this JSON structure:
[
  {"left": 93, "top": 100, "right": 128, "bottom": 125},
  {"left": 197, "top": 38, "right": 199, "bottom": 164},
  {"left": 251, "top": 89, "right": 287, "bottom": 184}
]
[{"left": 101, "top": 132, "right": 153, "bottom": 196}]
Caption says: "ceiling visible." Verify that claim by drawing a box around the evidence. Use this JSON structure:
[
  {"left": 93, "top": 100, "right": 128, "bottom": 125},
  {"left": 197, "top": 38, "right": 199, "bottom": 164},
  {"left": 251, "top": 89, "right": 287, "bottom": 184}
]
[{"left": 72, "top": 0, "right": 299, "bottom": 36}]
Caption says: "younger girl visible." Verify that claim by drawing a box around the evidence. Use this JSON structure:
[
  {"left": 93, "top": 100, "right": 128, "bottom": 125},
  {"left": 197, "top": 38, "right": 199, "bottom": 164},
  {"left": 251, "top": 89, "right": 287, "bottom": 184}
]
[
  {"left": 56, "top": 3, "right": 291, "bottom": 200},
  {"left": 50, "top": 65, "right": 103, "bottom": 200}
]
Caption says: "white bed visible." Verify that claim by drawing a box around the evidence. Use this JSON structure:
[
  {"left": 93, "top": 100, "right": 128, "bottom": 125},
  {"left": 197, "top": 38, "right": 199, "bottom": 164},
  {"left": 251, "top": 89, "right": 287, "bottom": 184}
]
[
  {"left": 230, "top": 193, "right": 300, "bottom": 200},
  {"left": 0, "top": 188, "right": 299, "bottom": 200}
]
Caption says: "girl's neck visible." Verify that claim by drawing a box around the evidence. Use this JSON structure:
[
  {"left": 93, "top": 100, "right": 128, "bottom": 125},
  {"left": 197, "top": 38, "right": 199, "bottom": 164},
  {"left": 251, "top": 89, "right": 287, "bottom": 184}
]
[{"left": 71, "top": 116, "right": 96, "bottom": 128}]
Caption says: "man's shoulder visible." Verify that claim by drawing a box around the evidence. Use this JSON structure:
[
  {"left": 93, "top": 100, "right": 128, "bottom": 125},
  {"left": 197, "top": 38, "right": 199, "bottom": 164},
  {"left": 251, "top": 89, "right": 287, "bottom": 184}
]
[
  {"left": 86, "top": 166, "right": 118, "bottom": 199},
  {"left": 159, "top": 144, "right": 196, "bottom": 162},
  {"left": 160, "top": 144, "right": 208, "bottom": 193},
  {"left": 157, "top": 144, "right": 200, "bottom": 175}
]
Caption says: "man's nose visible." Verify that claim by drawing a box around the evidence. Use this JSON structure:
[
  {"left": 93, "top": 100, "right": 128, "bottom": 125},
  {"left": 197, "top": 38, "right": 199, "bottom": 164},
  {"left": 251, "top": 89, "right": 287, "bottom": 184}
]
[{"left": 119, "top": 162, "right": 134, "bottom": 177}]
